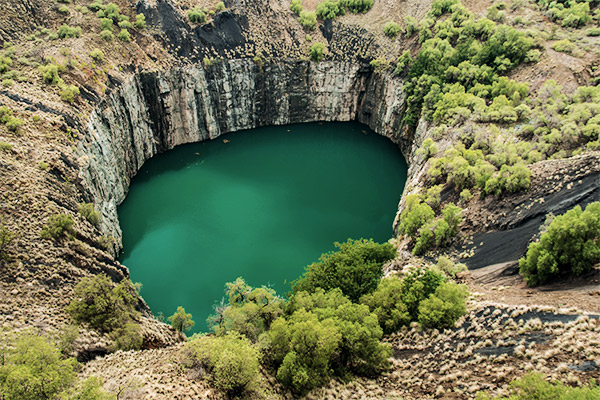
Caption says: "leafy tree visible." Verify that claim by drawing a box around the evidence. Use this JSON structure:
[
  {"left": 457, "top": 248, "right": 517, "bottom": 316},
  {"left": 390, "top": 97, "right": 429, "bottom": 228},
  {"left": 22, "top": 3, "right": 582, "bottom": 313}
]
[
  {"left": 519, "top": 202, "right": 600, "bottom": 286},
  {"left": 401, "top": 268, "right": 446, "bottom": 320},
  {"left": 182, "top": 333, "right": 260, "bottom": 396},
  {"left": 292, "top": 238, "right": 396, "bottom": 302},
  {"left": 0, "top": 333, "right": 77, "bottom": 400},
  {"left": 360, "top": 276, "right": 410, "bottom": 334},
  {"left": 316, "top": 0, "right": 345, "bottom": 19},
  {"left": 41, "top": 214, "right": 74, "bottom": 240},
  {"left": 309, "top": 42, "right": 325, "bottom": 61},
  {"left": 168, "top": 306, "right": 195, "bottom": 332},
  {"left": 208, "top": 278, "right": 283, "bottom": 341},
  {"left": 418, "top": 281, "right": 468, "bottom": 328},
  {"left": 398, "top": 194, "right": 435, "bottom": 239},
  {"left": 67, "top": 274, "right": 139, "bottom": 332}
]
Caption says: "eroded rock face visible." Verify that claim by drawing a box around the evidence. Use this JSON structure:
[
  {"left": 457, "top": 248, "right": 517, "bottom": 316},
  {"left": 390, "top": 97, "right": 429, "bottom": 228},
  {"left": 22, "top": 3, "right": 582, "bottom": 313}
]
[{"left": 78, "top": 59, "right": 410, "bottom": 244}]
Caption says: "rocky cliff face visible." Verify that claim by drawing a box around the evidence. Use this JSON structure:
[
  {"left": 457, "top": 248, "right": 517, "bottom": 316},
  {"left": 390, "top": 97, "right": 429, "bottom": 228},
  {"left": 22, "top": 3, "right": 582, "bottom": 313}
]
[{"left": 78, "top": 59, "right": 410, "bottom": 244}]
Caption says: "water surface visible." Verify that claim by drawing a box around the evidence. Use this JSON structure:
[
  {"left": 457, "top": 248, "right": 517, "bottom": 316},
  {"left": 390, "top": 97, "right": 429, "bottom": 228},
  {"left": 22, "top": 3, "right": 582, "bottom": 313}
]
[{"left": 119, "top": 122, "right": 407, "bottom": 333}]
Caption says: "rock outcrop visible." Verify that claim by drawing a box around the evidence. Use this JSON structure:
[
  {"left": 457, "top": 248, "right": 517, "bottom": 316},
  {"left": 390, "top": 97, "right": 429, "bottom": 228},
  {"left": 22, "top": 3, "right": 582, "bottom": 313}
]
[{"left": 78, "top": 59, "right": 409, "bottom": 244}]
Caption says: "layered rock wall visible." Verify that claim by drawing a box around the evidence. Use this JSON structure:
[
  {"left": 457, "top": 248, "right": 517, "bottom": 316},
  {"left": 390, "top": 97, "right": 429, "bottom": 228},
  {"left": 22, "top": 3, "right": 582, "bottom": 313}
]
[{"left": 78, "top": 59, "right": 409, "bottom": 243}]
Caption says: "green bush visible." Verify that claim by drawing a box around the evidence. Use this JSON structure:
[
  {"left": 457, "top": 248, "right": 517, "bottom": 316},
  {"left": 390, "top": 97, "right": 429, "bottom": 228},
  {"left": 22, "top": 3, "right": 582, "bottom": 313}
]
[
  {"left": 0, "top": 142, "right": 12, "bottom": 152},
  {"left": 404, "top": 15, "right": 418, "bottom": 36},
  {"left": 182, "top": 333, "right": 260, "bottom": 396},
  {"left": 519, "top": 202, "right": 600, "bottom": 286},
  {"left": 102, "top": 2, "right": 120, "bottom": 22},
  {"left": 0, "top": 332, "right": 77, "bottom": 400},
  {"left": 188, "top": 7, "right": 207, "bottom": 24},
  {"left": 108, "top": 322, "right": 143, "bottom": 351},
  {"left": 134, "top": 13, "right": 146, "bottom": 29},
  {"left": 476, "top": 372, "right": 600, "bottom": 399},
  {"left": 117, "top": 28, "right": 131, "bottom": 42},
  {"left": 400, "top": 268, "right": 446, "bottom": 320},
  {"left": 384, "top": 21, "right": 402, "bottom": 37},
  {"left": 58, "top": 5, "right": 70, "bottom": 15},
  {"left": 0, "top": 224, "right": 16, "bottom": 264},
  {"left": 100, "top": 17, "right": 113, "bottom": 32},
  {"left": 39, "top": 64, "right": 63, "bottom": 85},
  {"left": 316, "top": 0, "right": 345, "bottom": 19},
  {"left": 168, "top": 306, "right": 195, "bottom": 332},
  {"left": 215, "top": 1, "right": 225, "bottom": 12},
  {"left": 41, "top": 213, "right": 74, "bottom": 240},
  {"left": 399, "top": 194, "right": 435, "bottom": 239},
  {"left": 89, "top": 48, "right": 105, "bottom": 63},
  {"left": 118, "top": 20, "right": 132, "bottom": 29},
  {"left": 435, "top": 255, "right": 467, "bottom": 278},
  {"left": 292, "top": 238, "right": 396, "bottom": 302},
  {"left": 551, "top": 39, "right": 576, "bottom": 54},
  {"left": 208, "top": 278, "right": 283, "bottom": 341},
  {"left": 268, "top": 289, "right": 390, "bottom": 394},
  {"left": 360, "top": 276, "right": 410, "bottom": 334},
  {"left": 97, "top": 235, "right": 115, "bottom": 250},
  {"left": 67, "top": 274, "right": 140, "bottom": 333},
  {"left": 290, "top": 0, "right": 303, "bottom": 15},
  {"left": 299, "top": 10, "right": 317, "bottom": 30},
  {"left": 4, "top": 116, "right": 24, "bottom": 133},
  {"left": 100, "top": 30, "right": 113, "bottom": 41},
  {"left": 59, "top": 84, "right": 80, "bottom": 103},
  {"left": 345, "top": 0, "right": 373, "bottom": 13},
  {"left": 460, "top": 188, "right": 473, "bottom": 203},
  {"left": 57, "top": 24, "right": 82, "bottom": 38},
  {"left": 394, "top": 50, "right": 413, "bottom": 75},
  {"left": 418, "top": 281, "right": 468, "bottom": 328},
  {"left": 78, "top": 203, "right": 100, "bottom": 226},
  {"left": 309, "top": 41, "right": 325, "bottom": 61}
]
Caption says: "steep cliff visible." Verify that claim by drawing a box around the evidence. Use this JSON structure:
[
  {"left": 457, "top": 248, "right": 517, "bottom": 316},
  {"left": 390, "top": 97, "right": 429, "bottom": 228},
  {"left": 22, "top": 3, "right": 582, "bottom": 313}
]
[{"left": 78, "top": 59, "right": 409, "bottom": 245}]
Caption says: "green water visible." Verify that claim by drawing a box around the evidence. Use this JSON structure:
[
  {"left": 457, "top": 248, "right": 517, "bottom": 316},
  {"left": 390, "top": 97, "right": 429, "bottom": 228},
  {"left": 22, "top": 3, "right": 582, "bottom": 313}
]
[{"left": 118, "top": 122, "right": 407, "bottom": 333}]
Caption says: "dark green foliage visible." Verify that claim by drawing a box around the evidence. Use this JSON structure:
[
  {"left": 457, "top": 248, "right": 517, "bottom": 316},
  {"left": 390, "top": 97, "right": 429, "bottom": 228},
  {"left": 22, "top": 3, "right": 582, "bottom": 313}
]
[
  {"left": 39, "top": 64, "right": 64, "bottom": 85},
  {"left": 418, "top": 281, "right": 468, "bottom": 328},
  {"left": 299, "top": 10, "right": 317, "bottom": 30},
  {"left": 188, "top": 7, "right": 207, "bottom": 24},
  {"left": 309, "top": 41, "right": 325, "bottom": 61},
  {"left": 316, "top": 0, "right": 346, "bottom": 19},
  {"left": 182, "top": 333, "right": 260, "bottom": 396},
  {"left": 292, "top": 238, "right": 396, "bottom": 302},
  {"left": 100, "top": 17, "right": 113, "bottom": 32},
  {"left": 476, "top": 372, "right": 600, "bottom": 399},
  {"left": 403, "top": 0, "right": 534, "bottom": 128},
  {"left": 400, "top": 269, "right": 446, "bottom": 319},
  {"left": 0, "top": 333, "right": 77, "bottom": 400},
  {"left": 168, "top": 306, "right": 195, "bottom": 332},
  {"left": 102, "top": 2, "right": 120, "bottom": 22},
  {"left": 345, "top": 0, "right": 374, "bottom": 14},
  {"left": 290, "top": 0, "right": 303, "bottom": 15},
  {"left": 519, "top": 202, "right": 600, "bottom": 286},
  {"left": 267, "top": 289, "right": 390, "bottom": 395},
  {"left": 360, "top": 276, "right": 410, "bottom": 334},
  {"left": 398, "top": 194, "right": 435, "bottom": 239},
  {"left": 384, "top": 21, "right": 402, "bottom": 37},
  {"left": 67, "top": 274, "right": 141, "bottom": 342},
  {"left": 208, "top": 278, "right": 283, "bottom": 341},
  {"left": 57, "top": 24, "right": 82, "bottom": 38},
  {"left": 41, "top": 214, "right": 74, "bottom": 240}
]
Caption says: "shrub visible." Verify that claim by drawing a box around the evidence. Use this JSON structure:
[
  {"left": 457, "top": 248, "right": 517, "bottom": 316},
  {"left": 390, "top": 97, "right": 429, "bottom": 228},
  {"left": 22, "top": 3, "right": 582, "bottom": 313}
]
[
  {"left": 0, "top": 332, "right": 77, "bottom": 400},
  {"left": 58, "top": 5, "right": 70, "bottom": 15},
  {"left": 360, "top": 276, "right": 410, "bottom": 334},
  {"left": 89, "top": 48, "right": 104, "bottom": 63},
  {"left": 0, "top": 142, "right": 12, "bottom": 152},
  {"left": 460, "top": 188, "right": 473, "bottom": 203},
  {"left": 208, "top": 278, "right": 283, "bottom": 341},
  {"left": 188, "top": 7, "right": 207, "bottom": 24},
  {"left": 215, "top": 1, "right": 225, "bottom": 12},
  {"left": 519, "top": 202, "right": 600, "bottom": 286},
  {"left": 168, "top": 306, "right": 195, "bottom": 332},
  {"left": 476, "top": 372, "right": 600, "bottom": 399},
  {"left": 109, "top": 322, "right": 143, "bottom": 350},
  {"left": 418, "top": 281, "right": 468, "bottom": 329},
  {"left": 435, "top": 255, "right": 467, "bottom": 278},
  {"left": 134, "top": 13, "right": 146, "bottom": 29},
  {"left": 4, "top": 116, "right": 24, "bottom": 133},
  {"left": 182, "top": 333, "right": 260, "bottom": 396},
  {"left": 67, "top": 274, "right": 140, "bottom": 332},
  {"left": 316, "top": 0, "right": 345, "bottom": 19},
  {"left": 57, "top": 24, "right": 82, "bottom": 38},
  {"left": 299, "top": 10, "right": 317, "bottom": 30},
  {"left": 401, "top": 268, "right": 446, "bottom": 320},
  {"left": 394, "top": 50, "right": 413, "bottom": 75},
  {"left": 398, "top": 194, "right": 435, "bottom": 239},
  {"left": 2, "top": 78, "right": 13, "bottom": 88},
  {"left": 309, "top": 42, "right": 325, "bottom": 61},
  {"left": 118, "top": 20, "right": 132, "bottom": 29},
  {"left": 100, "top": 17, "right": 113, "bottom": 32},
  {"left": 292, "top": 238, "right": 396, "bottom": 302},
  {"left": 59, "top": 84, "right": 80, "bottom": 103},
  {"left": 78, "top": 203, "right": 100, "bottom": 226},
  {"left": 41, "top": 214, "right": 74, "bottom": 240},
  {"left": 39, "top": 64, "right": 62, "bottom": 85},
  {"left": 100, "top": 30, "right": 113, "bottom": 41},
  {"left": 97, "top": 235, "right": 115, "bottom": 250},
  {"left": 551, "top": 39, "right": 576, "bottom": 54},
  {"left": 103, "top": 2, "right": 120, "bottom": 22},
  {"left": 384, "top": 21, "right": 402, "bottom": 37},
  {"left": 117, "top": 28, "right": 131, "bottom": 42},
  {"left": 290, "top": 0, "right": 303, "bottom": 15},
  {"left": 345, "top": 0, "right": 373, "bottom": 13}
]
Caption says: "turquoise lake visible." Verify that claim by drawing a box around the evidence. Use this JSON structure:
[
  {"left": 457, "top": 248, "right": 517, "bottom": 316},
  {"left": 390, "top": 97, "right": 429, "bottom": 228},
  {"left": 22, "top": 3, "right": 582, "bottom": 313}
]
[{"left": 118, "top": 122, "right": 407, "bottom": 333}]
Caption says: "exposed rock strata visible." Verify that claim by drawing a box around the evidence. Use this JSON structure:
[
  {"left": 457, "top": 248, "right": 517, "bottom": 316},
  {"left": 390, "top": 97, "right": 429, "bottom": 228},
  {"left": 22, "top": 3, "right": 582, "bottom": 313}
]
[{"left": 78, "top": 59, "right": 409, "bottom": 244}]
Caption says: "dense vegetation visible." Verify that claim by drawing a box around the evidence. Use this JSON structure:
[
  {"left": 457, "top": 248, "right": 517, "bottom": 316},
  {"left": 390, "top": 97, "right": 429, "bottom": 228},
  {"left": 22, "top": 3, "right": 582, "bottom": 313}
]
[
  {"left": 519, "top": 202, "right": 600, "bottom": 286},
  {"left": 193, "top": 239, "right": 468, "bottom": 395},
  {"left": 67, "top": 274, "right": 143, "bottom": 350},
  {"left": 0, "top": 332, "right": 110, "bottom": 400}
]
